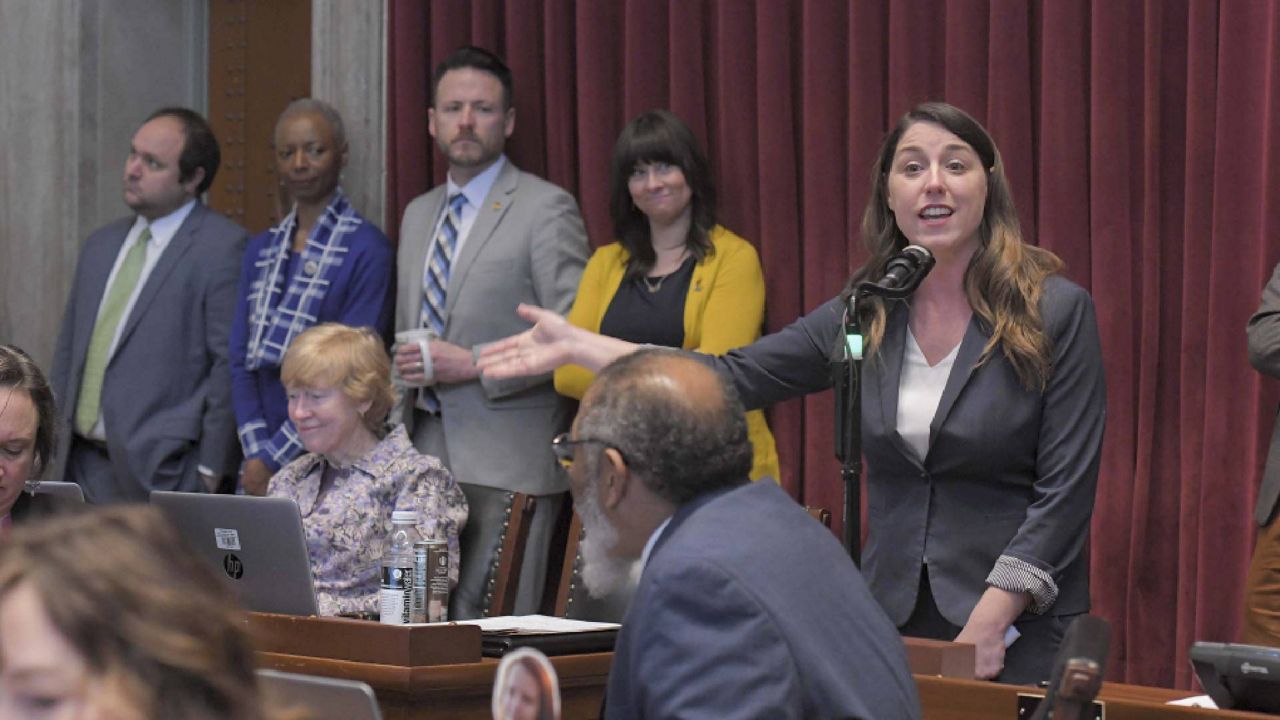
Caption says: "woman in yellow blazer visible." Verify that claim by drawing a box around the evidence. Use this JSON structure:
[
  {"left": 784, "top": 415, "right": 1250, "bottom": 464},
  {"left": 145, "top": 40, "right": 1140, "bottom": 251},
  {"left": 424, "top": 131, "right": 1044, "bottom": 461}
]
[{"left": 555, "top": 110, "right": 780, "bottom": 482}]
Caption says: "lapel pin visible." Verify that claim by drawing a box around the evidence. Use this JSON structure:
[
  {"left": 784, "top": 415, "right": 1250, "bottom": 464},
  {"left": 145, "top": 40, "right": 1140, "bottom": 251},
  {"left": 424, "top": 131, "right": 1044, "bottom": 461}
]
[
  {"left": 694, "top": 280, "right": 702, "bottom": 292},
  {"left": 492, "top": 201, "right": 503, "bottom": 211}
]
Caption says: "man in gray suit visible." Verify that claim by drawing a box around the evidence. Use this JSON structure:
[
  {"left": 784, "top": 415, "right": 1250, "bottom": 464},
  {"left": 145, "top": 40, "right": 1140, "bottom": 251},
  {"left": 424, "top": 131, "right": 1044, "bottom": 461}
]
[
  {"left": 393, "top": 46, "right": 589, "bottom": 618},
  {"left": 1244, "top": 262, "right": 1280, "bottom": 646},
  {"left": 51, "top": 108, "right": 246, "bottom": 503}
]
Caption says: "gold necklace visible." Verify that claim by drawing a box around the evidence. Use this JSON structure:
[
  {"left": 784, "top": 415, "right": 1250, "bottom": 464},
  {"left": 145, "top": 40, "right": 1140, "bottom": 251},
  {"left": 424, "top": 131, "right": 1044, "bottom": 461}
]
[{"left": 644, "top": 248, "right": 688, "bottom": 293}]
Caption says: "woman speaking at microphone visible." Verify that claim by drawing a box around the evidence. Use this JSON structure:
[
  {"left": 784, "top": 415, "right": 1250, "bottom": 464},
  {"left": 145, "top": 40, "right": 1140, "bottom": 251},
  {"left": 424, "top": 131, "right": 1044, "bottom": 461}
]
[{"left": 478, "top": 102, "right": 1105, "bottom": 685}]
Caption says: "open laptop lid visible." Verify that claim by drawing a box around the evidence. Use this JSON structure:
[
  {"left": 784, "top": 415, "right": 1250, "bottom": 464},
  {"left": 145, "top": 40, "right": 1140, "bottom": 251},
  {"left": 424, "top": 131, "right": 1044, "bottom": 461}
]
[
  {"left": 30, "top": 480, "right": 86, "bottom": 503},
  {"left": 151, "top": 491, "right": 319, "bottom": 616},
  {"left": 258, "top": 670, "right": 383, "bottom": 720}
]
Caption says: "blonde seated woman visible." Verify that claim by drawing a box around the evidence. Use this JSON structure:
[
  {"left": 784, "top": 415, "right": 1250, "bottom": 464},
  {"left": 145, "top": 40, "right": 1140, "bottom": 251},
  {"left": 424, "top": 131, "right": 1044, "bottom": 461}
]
[
  {"left": 0, "top": 506, "right": 295, "bottom": 720},
  {"left": 269, "top": 323, "right": 467, "bottom": 616}
]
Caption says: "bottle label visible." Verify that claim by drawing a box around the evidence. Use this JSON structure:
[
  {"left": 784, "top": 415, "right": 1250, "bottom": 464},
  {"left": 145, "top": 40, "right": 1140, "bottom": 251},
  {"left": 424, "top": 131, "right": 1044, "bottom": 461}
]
[{"left": 379, "top": 564, "right": 414, "bottom": 625}]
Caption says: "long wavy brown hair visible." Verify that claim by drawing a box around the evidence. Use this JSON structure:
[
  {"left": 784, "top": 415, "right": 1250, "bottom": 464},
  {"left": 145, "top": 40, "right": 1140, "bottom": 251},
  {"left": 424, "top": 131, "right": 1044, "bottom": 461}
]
[
  {"left": 848, "top": 102, "right": 1062, "bottom": 390},
  {"left": 0, "top": 506, "right": 299, "bottom": 720}
]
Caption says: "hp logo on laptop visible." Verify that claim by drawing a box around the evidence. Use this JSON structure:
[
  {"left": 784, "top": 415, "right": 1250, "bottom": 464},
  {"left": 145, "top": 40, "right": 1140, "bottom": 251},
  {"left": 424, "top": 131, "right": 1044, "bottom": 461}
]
[{"left": 223, "top": 553, "right": 244, "bottom": 580}]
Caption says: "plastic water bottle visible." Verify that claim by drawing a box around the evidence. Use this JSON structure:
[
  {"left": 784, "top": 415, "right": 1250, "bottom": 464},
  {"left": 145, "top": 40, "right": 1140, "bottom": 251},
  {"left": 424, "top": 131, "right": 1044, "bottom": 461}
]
[{"left": 379, "top": 510, "right": 421, "bottom": 625}]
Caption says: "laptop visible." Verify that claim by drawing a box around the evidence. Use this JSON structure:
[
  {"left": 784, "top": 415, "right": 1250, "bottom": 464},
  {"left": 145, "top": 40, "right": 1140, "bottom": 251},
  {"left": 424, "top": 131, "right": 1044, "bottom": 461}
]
[
  {"left": 150, "top": 491, "right": 319, "bottom": 616},
  {"left": 258, "top": 670, "right": 383, "bottom": 720},
  {"left": 30, "top": 480, "right": 86, "bottom": 503}
]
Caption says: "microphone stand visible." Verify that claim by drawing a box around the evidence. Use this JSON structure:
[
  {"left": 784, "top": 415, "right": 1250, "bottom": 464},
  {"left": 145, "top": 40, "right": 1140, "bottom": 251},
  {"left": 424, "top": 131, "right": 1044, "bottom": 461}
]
[
  {"left": 833, "top": 294, "right": 865, "bottom": 564},
  {"left": 833, "top": 247, "right": 936, "bottom": 565}
]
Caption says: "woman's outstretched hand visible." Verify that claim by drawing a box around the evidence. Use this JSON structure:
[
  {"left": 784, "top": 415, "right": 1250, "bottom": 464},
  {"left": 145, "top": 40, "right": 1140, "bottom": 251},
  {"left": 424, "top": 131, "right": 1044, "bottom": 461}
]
[
  {"left": 477, "top": 304, "right": 579, "bottom": 379},
  {"left": 478, "top": 303, "right": 642, "bottom": 380}
]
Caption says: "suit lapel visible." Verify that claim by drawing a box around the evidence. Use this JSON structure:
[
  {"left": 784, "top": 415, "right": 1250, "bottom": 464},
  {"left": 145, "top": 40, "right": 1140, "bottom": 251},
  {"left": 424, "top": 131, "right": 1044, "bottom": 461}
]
[
  {"left": 445, "top": 161, "right": 518, "bottom": 315},
  {"left": 114, "top": 205, "right": 202, "bottom": 351},
  {"left": 928, "top": 315, "right": 987, "bottom": 444},
  {"left": 876, "top": 301, "right": 915, "bottom": 461}
]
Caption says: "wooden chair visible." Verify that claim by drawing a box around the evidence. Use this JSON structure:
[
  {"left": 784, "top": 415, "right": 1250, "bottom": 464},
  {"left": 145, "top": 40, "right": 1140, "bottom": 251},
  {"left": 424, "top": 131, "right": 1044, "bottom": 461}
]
[
  {"left": 553, "top": 511, "right": 586, "bottom": 617},
  {"left": 805, "top": 505, "right": 832, "bottom": 529},
  {"left": 481, "top": 492, "right": 537, "bottom": 617}
]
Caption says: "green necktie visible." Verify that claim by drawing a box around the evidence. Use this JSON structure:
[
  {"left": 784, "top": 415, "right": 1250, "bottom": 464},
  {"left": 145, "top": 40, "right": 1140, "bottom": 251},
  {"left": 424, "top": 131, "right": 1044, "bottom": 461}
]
[{"left": 74, "top": 227, "right": 152, "bottom": 435}]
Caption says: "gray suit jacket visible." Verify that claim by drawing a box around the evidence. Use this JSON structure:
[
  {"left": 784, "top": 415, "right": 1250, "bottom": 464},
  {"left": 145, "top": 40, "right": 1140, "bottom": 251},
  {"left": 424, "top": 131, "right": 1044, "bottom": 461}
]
[
  {"left": 395, "top": 159, "right": 588, "bottom": 495},
  {"left": 1249, "top": 262, "right": 1280, "bottom": 525},
  {"left": 710, "top": 275, "right": 1106, "bottom": 627},
  {"left": 51, "top": 203, "right": 247, "bottom": 501},
  {"left": 606, "top": 480, "right": 921, "bottom": 719}
]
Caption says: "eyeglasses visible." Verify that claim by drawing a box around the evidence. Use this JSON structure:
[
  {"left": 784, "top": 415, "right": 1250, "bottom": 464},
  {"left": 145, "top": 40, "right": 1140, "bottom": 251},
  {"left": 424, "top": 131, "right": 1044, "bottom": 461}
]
[{"left": 550, "top": 433, "right": 619, "bottom": 470}]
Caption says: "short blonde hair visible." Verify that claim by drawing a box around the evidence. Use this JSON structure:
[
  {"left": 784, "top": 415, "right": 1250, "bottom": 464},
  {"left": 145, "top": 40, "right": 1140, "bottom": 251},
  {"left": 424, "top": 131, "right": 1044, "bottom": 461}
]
[{"left": 280, "top": 323, "right": 394, "bottom": 433}]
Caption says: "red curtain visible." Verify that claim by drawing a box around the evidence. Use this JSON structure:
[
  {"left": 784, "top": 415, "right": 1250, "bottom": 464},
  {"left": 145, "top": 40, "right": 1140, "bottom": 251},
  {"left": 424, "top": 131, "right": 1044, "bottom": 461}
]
[{"left": 387, "top": 0, "right": 1280, "bottom": 688}]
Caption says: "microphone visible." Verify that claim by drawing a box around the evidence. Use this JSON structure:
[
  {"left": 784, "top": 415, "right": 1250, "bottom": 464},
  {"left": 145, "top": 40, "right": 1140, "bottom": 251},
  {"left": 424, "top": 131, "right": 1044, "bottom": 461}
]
[
  {"left": 1029, "top": 615, "right": 1111, "bottom": 720},
  {"left": 855, "top": 245, "right": 936, "bottom": 300},
  {"left": 843, "top": 245, "right": 935, "bottom": 359}
]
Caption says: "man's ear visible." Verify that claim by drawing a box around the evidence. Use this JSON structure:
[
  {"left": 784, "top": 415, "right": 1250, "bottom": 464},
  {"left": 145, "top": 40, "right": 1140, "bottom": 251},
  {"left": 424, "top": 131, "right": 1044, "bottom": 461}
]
[
  {"left": 600, "top": 447, "right": 629, "bottom": 510},
  {"left": 182, "top": 166, "right": 206, "bottom": 197}
]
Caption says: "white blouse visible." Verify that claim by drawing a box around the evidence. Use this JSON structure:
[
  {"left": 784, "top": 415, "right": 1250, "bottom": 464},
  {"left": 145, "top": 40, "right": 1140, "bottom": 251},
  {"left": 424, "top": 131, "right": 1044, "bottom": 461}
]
[{"left": 896, "top": 330, "right": 960, "bottom": 463}]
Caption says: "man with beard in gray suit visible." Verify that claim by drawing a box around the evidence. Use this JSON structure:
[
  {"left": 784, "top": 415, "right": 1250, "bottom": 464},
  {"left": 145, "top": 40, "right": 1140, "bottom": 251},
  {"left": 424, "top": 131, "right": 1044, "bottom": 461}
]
[{"left": 393, "top": 46, "right": 589, "bottom": 618}]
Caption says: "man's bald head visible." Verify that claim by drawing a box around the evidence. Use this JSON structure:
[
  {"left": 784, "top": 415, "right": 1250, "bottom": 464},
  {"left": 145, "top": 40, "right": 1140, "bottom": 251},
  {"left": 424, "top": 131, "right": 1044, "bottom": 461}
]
[{"left": 576, "top": 350, "right": 752, "bottom": 505}]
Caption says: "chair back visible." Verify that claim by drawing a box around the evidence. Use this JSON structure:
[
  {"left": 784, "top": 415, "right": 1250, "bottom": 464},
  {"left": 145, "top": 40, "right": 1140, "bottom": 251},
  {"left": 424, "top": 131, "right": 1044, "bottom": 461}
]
[{"left": 483, "top": 492, "right": 536, "bottom": 617}]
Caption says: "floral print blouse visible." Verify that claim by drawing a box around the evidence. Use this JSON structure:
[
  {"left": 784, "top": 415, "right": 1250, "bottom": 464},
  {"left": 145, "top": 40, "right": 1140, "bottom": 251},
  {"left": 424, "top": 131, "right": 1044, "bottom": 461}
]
[{"left": 267, "top": 424, "right": 467, "bottom": 616}]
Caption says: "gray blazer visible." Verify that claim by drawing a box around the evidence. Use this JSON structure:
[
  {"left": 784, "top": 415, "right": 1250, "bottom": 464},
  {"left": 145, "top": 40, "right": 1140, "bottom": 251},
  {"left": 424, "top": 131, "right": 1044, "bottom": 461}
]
[
  {"left": 710, "top": 275, "right": 1106, "bottom": 627},
  {"left": 606, "top": 480, "right": 921, "bottom": 719},
  {"left": 1249, "top": 262, "right": 1280, "bottom": 525},
  {"left": 394, "top": 160, "right": 588, "bottom": 495},
  {"left": 51, "top": 203, "right": 247, "bottom": 501}
]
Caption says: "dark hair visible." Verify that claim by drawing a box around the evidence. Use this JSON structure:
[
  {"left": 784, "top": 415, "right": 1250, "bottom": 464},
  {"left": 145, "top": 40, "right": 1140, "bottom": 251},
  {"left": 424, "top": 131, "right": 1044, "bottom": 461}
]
[
  {"left": 577, "top": 349, "right": 751, "bottom": 505},
  {"left": 0, "top": 345, "right": 55, "bottom": 479},
  {"left": 609, "top": 110, "right": 717, "bottom": 278},
  {"left": 146, "top": 107, "right": 221, "bottom": 195},
  {"left": 0, "top": 507, "right": 280, "bottom": 719},
  {"left": 851, "top": 101, "right": 1061, "bottom": 389},
  {"left": 431, "top": 45, "right": 514, "bottom": 110}
]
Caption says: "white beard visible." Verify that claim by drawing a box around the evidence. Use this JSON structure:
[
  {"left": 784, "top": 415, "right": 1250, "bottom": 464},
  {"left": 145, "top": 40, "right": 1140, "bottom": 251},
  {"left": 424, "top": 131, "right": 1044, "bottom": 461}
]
[{"left": 576, "top": 481, "right": 638, "bottom": 599}]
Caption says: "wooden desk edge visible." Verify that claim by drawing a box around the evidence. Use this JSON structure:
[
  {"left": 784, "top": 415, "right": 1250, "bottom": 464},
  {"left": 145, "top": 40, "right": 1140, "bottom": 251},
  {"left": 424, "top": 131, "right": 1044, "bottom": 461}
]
[
  {"left": 914, "top": 675, "right": 1275, "bottom": 719},
  {"left": 257, "top": 651, "right": 613, "bottom": 696}
]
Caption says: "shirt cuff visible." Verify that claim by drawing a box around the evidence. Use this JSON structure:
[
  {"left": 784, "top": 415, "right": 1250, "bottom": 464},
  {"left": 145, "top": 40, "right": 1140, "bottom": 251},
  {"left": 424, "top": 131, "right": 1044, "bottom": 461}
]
[{"left": 986, "top": 554, "right": 1058, "bottom": 615}]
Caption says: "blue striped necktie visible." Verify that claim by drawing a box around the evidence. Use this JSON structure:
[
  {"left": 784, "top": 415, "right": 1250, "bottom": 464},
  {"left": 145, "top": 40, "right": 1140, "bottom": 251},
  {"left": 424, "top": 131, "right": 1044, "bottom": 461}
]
[{"left": 418, "top": 192, "right": 467, "bottom": 412}]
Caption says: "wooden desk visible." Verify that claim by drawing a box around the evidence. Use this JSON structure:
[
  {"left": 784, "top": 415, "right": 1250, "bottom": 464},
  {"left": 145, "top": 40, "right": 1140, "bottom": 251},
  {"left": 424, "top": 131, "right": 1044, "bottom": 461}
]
[
  {"left": 246, "top": 617, "right": 1267, "bottom": 719},
  {"left": 915, "top": 675, "right": 1274, "bottom": 720},
  {"left": 256, "top": 651, "right": 611, "bottom": 720}
]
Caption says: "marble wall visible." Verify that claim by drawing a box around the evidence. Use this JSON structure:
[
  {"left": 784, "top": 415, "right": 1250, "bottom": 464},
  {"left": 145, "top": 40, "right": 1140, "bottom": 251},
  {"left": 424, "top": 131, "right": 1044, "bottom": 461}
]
[{"left": 312, "top": 0, "right": 386, "bottom": 228}]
